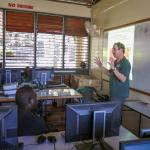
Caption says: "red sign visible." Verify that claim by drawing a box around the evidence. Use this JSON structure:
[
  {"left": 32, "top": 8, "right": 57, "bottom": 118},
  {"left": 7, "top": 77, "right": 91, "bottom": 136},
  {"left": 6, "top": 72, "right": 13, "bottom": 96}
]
[{"left": 8, "top": 3, "right": 33, "bottom": 10}]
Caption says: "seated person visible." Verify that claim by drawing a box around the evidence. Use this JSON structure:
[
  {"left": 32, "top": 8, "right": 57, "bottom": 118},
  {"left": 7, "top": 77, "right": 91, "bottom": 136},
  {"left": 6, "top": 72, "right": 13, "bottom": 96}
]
[
  {"left": 21, "top": 66, "right": 32, "bottom": 82},
  {"left": 16, "top": 86, "right": 49, "bottom": 136}
]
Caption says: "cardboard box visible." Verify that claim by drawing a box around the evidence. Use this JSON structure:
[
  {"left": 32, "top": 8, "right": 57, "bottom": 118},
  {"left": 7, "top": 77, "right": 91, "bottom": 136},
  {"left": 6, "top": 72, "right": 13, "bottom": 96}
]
[{"left": 70, "top": 75, "right": 101, "bottom": 93}]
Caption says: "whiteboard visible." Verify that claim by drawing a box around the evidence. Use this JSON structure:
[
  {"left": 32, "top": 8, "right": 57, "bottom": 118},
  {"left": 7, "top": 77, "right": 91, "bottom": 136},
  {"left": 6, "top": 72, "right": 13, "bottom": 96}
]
[
  {"left": 130, "top": 21, "right": 150, "bottom": 93},
  {"left": 103, "top": 21, "right": 150, "bottom": 94}
]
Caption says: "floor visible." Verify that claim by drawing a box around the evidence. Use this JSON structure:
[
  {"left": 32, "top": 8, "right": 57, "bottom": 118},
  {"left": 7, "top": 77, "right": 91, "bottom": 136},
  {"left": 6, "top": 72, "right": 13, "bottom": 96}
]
[{"left": 46, "top": 104, "right": 65, "bottom": 131}]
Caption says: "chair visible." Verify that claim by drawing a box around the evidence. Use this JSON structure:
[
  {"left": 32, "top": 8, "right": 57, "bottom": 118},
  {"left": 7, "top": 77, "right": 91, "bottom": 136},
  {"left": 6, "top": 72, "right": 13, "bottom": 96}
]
[{"left": 76, "top": 86, "right": 97, "bottom": 103}]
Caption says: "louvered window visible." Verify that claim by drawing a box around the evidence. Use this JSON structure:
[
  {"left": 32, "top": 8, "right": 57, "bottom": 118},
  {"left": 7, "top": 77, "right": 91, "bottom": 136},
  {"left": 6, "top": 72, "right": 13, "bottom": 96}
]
[
  {"left": 0, "top": 10, "right": 3, "bottom": 65},
  {"left": 5, "top": 11, "right": 34, "bottom": 68},
  {"left": 65, "top": 17, "right": 89, "bottom": 69},
  {"left": 2, "top": 10, "right": 89, "bottom": 70},
  {"left": 36, "top": 14, "right": 63, "bottom": 68}
]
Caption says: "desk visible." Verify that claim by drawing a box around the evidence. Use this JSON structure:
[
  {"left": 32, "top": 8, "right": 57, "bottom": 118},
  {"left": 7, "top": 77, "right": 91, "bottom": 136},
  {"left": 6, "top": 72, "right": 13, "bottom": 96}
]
[
  {"left": 122, "top": 100, "right": 150, "bottom": 137},
  {"left": 124, "top": 101, "right": 150, "bottom": 118},
  {"left": 0, "top": 88, "right": 82, "bottom": 103},
  {"left": 37, "top": 88, "right": 82, "bottom": 101},
  {"left": 0, "top": 88, "right": 82, "bottom": 117},
  {"left": 36, "top": 88, "right": 82, "bottom": 116},
  {"left": 19, "top": 126, "right": 137, "bottom": 150}
]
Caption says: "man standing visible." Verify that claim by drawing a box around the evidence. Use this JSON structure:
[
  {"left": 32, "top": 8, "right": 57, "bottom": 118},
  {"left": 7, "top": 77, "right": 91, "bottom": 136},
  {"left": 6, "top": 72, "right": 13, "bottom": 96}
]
[{"left": 95, "top": 42, "right": 131, "bottom": 104}]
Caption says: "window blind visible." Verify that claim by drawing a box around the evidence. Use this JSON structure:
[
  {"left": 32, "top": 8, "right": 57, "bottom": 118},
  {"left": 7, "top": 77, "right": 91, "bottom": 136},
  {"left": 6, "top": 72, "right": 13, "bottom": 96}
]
[
  {"left": 65, "top": 17, "right": 89, "bottom": 69},
  {"left": 36, "top": 14, "right": 63, "bottom": 68},
  {"left": 6, "top": 11, "right": 34, "bottom": 33},
  {"left": 38, "top": 14, "right": 63, "bottom": 34},
  {"left": 5, "top": 11, "right": 34, "bottom": 68},
  {"left": 65, "top": 17, "right": 88, "bottom": 37}
]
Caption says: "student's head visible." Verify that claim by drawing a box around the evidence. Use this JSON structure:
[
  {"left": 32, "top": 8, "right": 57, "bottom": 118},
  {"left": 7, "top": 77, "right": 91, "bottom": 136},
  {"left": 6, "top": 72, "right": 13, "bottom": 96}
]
[
  {"left": 22, "top": 66, "right": 31, "bottom": 82},
  {"left": 25, "top": 66, "right": 30, "bottom": 70},
  {"left": 112, "top": 42, "right": 125, "bottom": 59},
  {"left": 24, "top": 66, "right": 30, "bottom": 74},
  {"left": 16, "top": 86, "right": 37, "bottom": 112}
]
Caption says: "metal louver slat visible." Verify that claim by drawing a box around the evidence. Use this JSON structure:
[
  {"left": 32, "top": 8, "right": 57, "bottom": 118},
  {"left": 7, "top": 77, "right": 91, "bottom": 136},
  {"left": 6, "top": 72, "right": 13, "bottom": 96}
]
[
  {"left": 64, "top": 35, "right": 89, "bottom": 69},
  {"left": 36, "top": 33, "right": 63, "bottom": 68},
  {"left": 5, "top": 31, "right": 34, "bottom": 68}
]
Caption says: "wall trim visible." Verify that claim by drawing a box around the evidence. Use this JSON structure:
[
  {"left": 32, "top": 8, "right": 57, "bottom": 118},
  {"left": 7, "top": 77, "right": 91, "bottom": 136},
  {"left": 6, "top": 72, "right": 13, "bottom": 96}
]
[
  {"left": 102, "top": 79, "right": 150, "bottom": 96},
  {"left": 104, "top": 18, "right": 150, "bottom": 31}
]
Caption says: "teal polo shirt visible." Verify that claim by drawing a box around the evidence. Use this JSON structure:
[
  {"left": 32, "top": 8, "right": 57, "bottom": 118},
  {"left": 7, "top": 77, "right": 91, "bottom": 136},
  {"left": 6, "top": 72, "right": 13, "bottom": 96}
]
[{"left": 110, "top": 57, "right": 131, "bottom": 98}]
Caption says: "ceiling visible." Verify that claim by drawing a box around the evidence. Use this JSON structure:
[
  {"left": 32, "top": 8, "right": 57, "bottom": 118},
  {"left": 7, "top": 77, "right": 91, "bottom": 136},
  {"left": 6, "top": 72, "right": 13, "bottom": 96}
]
[{"left": 46, "top": 0, "right": 101, "bottom": 7}]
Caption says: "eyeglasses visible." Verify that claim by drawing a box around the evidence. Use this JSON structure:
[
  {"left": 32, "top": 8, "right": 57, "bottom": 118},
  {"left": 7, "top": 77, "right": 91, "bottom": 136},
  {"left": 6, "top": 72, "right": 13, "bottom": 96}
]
[{"left": 112, "top": 47, "right": 119, "bottom": 51}]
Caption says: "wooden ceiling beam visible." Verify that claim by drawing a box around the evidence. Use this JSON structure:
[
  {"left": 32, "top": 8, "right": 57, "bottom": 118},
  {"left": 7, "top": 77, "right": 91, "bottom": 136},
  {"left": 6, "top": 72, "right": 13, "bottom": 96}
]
[{"left": 45, "top": 0, "right": 101, "bottom": 7}]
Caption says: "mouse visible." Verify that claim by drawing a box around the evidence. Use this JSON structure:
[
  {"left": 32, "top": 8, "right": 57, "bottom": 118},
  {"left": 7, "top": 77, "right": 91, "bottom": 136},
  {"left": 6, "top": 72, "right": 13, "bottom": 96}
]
[
  {"left": 36, "top": 135, "right": 46, "bottom": 144},
  {"left": 47, "top": 135, "right": 57, "bottom": 143}
]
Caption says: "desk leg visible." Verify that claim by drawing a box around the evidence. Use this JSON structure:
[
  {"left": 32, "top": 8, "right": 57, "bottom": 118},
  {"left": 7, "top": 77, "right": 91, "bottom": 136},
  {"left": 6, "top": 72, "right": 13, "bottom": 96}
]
[
  {"left": 65, "top": 98, "right": 72, "bottom": 104},
  {"left": 72, "top": 98, "right": 83, "bottom": 103},
  {"left": 38, "top": 100, "right": 47, "bottom": 119},
  {"left": 79, "top": 98, "right": 84, "bottom": 103},
  {"left": 61, "top": 75, "right": 64, "bottom": 84},
  {"left": 38, "top": 101, "right": 43, "bottom": 116},
  {"left": 138, "top": 113, "right": 142, "bottom": 137}
]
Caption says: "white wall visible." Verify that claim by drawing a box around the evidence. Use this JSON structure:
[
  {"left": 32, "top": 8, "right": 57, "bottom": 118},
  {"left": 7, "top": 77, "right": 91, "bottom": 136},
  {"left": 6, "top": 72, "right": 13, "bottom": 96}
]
[
  {"left": 93, "top": 0, "right": 150, "bottom": 29},
  {"left": 0, "top": 0, "right": 90, "bottom": 17},
  {"left": 91, "top": 0, "right": 150, "bottom": 103}
]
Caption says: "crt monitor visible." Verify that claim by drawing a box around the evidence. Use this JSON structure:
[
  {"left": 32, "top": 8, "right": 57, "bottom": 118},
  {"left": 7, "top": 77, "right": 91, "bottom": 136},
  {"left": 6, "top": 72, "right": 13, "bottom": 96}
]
[
  {"left": 1, "top": 69, "right": 21, "bottom": 84},
  {"left": 119, "top": 138, "right": 150, "bottom": 150},
  {"left": 32, "top": 68, "right": 54, "bottom": 85},
  {"left": 0, "top": 69, "right": 4, "bottom": 86},
  {"left": 65, "top": 101, "right": 121, "bottom": 143},
  {"left": 0, "top": 105, "right": 23, "bottom": 149},
  {"left": 10, "top": 69, "right": 21, "bottom": 84}
]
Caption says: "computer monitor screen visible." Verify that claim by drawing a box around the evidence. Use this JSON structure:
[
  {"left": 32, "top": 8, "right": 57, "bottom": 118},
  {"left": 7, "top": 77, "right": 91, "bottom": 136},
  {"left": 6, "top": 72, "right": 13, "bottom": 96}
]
[
  {"left": 32, "top": 68, "right": 54, "bottom": 85},
  {"left": 0, "top": 105, "right": 19, "bottom": 149},
  {"left": 11, "top": 69, "right": 21, "bottom": 84},
  {"left": 5, "top": 70, "right": 11, "bottom": 84},
  {"left": 1, "top": 69, "right": 21, "bottom": 84},
  {"left": 65, "top": 101, "right": 121, "bottom": 142},
  {"left": 0, "top": 69, "right": 4, "bottom": 86},
  {"left": 119, "top": 138, "right": 150, "bottom": 150}
]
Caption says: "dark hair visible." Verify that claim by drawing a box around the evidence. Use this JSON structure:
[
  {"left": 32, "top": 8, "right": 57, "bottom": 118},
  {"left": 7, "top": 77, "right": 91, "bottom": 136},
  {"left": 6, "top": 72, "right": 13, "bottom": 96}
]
[
  {"left": 16, "top": 86, "right": 37, "bottom": 110},
  {"left": 114, "top": 42, "right": 125, "bottom": 53}
]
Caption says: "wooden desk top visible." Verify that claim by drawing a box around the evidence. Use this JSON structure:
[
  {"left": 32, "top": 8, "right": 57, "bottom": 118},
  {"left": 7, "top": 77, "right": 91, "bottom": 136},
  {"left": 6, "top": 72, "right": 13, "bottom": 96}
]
[
  {"left": 124, "top": 101, "right": 150, "bottom": 118},
  {"left": 37, "top": 88, "right": 82, "bottom": 100},
  {"left": 0, "top": 96, "right": 15, "bottom": 103},
  {"left": 0, "top": 88, "right": 82, "bottom": 103}
]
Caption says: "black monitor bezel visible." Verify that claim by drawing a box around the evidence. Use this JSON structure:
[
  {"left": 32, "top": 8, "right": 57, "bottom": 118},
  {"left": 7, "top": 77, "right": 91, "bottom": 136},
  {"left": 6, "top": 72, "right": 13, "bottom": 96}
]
[
  {"left": 32, "top": 68, "right": 54, "bottom": 84},
  {"left": 119, "top": 138, "right": 150, "bottom": 150},
  {"left": 1, "top": 69, "right": 22, "bottom": 84}
]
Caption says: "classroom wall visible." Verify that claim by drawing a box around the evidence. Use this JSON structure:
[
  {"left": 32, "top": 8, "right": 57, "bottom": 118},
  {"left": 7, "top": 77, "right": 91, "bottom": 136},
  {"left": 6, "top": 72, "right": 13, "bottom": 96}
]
[
  {"left": 0, "top": 0, "right": 90, "bottom": 17},
  {"left": 90, "top": 0, "right": 150, "bottom": 103}
]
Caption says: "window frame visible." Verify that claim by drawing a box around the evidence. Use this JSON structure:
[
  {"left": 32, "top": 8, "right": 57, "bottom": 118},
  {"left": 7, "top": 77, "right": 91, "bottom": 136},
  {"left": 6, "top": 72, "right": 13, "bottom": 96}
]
[{"left": 0, "top": 9, "right": 90, "bottom": 74}]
